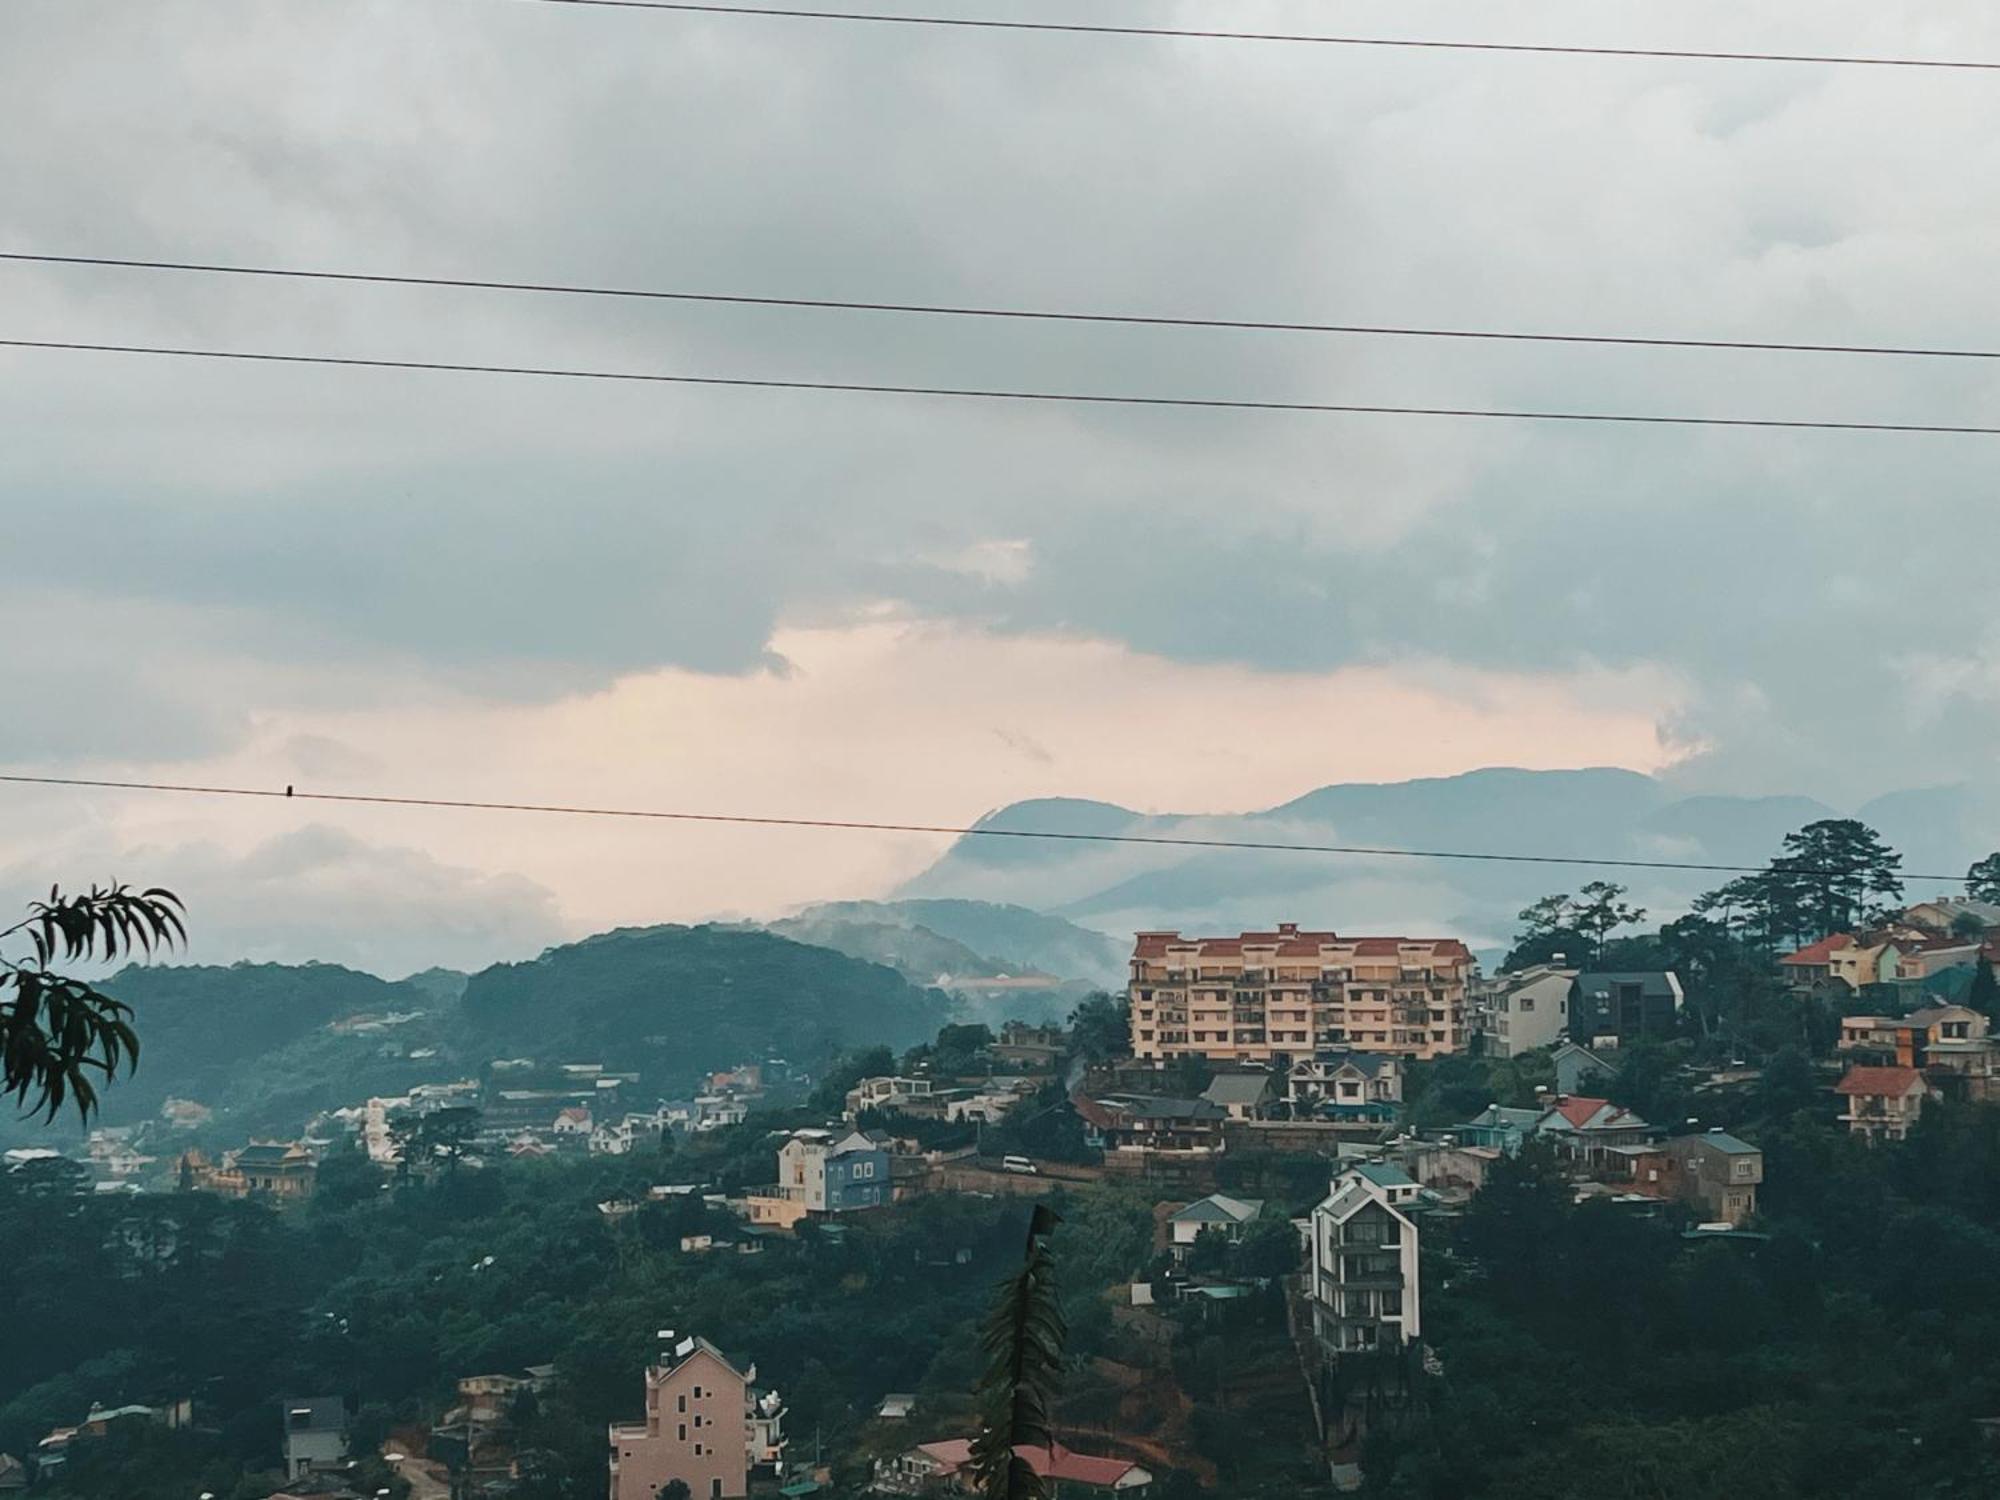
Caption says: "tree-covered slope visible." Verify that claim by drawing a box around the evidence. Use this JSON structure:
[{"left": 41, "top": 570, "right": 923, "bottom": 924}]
[
  {"left": 86, "top": 961, "right": 431, "bottom": 1127},
  {"left": 458, "top": 924, "right": 947, "bottom": 1085}
]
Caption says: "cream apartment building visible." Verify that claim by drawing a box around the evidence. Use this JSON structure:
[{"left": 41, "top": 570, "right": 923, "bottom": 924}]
[{"left": 1129, "top": 925, "right": 1476, "bottom": 1064}]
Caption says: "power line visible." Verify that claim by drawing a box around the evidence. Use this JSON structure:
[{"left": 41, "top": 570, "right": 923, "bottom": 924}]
[
  {"left": 0, "top": 773, "right": 1979, "bottom": 884},
  {"left": 7, "top": 251, "right": 1993, "bottom": 363},
  {"left": 6, "top": 336, "right": 1998, "bottom": 436},
  {"left": 489, "top": 1, "right": 2000, "bottom": 73}
]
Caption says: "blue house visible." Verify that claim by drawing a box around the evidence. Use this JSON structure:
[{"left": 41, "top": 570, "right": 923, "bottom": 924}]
[
  {"left": 1455, "top": 1105, "right": 1543, "bottom": 1155},
  {"left": 777, "top": 1128, "right": 892, "bottom": 1214}
]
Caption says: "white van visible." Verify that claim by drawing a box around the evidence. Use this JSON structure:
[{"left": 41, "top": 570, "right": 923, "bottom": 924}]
[{"left": 1001, "top": 1155, "right": 1039, "bottom": 1175}]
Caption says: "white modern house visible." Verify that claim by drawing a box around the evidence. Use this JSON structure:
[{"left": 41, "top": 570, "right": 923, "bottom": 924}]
[
  {"left": 1480, "top": 964, "right": 1577, "bottom": 1057},
  {"left": 1309, "top": 1164, "right": 1422, "bottom": 1358}
]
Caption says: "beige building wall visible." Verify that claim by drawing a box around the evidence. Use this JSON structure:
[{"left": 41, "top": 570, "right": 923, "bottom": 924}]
[
  {"left": 1130, "top": 925, "right": 1474, "bottom": 1064},
  {"left": 610, "top": 1348, "right": 747, "bottom": 1500}
]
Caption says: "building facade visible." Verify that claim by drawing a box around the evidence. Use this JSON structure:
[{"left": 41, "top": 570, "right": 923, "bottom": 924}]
[
  {"left": 1286, "top": 1052, "right": 1403, "bottom": 1121},
  {"left": 1836, "top": 1064, "right": 1933, "bottom": 1141},
  {"left": 1569, "top": 971, "right": 1684, "bottom": 1044},
  {"left": 279, "top": 1397, "right": 346, "bottom": 1479},
  {"left": 607, "top": 1336, "right": 785, "bottom": 1500},
  {"left": 1309, "top": 1164, "right": 1422, "bottom": 1358},
  {"left": 1479, "top": 966, "right": 1577, "bottom": 1058},
  {"left": 1129, "top": 925, "right": 1475, "bottom": 1065},
  {"left": 776, "top": 1129, "right": 891, "bottom": 1213}
]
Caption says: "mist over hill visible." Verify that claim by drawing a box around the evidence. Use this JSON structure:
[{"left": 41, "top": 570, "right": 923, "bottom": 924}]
[{"left": 896, "top": 768, "right": 2000, "bottom": 956}]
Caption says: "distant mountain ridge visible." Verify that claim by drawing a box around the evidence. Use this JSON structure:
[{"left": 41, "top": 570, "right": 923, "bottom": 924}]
[
  {"left": 775, "top": 898, "right": 1126, "bottom": 988},
  {"left": 897, "top": 768, "right": 2000, "bottom": 957}
]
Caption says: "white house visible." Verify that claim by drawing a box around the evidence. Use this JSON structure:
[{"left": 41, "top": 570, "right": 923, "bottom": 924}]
[
  {"left": 1167, "top": 1193, "right": 1265, "bottom": 1259},
  {"left": 1309, "top": 1164, "right": 1421, "bottom": 1358},
  {"left": 1480, "top": 965, "right": 1578, "bottom": 1058}
]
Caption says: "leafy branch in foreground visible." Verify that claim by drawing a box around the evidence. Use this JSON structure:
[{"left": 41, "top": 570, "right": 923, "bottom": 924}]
[
  {"left": 971, "top": 1202, "right": 1067, "bottom": 1500},
  {"left": 0, "top": 883, "right": 185, "bottom": 1122}
]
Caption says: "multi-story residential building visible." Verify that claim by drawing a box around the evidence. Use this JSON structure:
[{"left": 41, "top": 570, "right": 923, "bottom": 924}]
[
  {"left": 607, "top": 1335, "right": 786, "bottom": 1500},
  {"left": 776, "top": 1129, "right": 891, "bottom": 1213},
  {"left": 1072, "top": 1093, "right": 1227, "bottom": 1158},
  {"left": 278, "top": 1397, "right": 347, "bottom": 1480},
  {"left": 1569, "top": 971, "right": 1684, "bottom": 1045},
  {"left": 1901, "top": 897, "right": 2000, "bottom": 935},
  {"left": 1286, "top": 1052, "right": 1403, "bottom": 1121},
  {"left": 1615, "top": 1131, "right": 1764, "bottom": 1225},
  {"left": 1662, "top": 1131, "right": 1763, "bottom": 1224},
  {"left": 992, "top": 1021, "right": 1068, "bottom": 1071},
  {"left": 1478, "top": 965, "right": 1577, "bottom": 1058},
  {"left": 1129, "top": 925, "right": 1475, "bottom": 1065},
  {"left": 844, "top": 1076, "right": 937, "bottom": 1120},
  {"left": 221, "top": 1142, "right": 318, "bottom": 1200},
  {"left": 1836, "top": 1064, "right": 1932, "bottom": 1142},
  {"left": 1310, "top": 1163, "right": 1422, "bottom": 1358}
]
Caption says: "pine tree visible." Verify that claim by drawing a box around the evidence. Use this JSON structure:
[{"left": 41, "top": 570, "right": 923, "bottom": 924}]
[
  {"left": 1971, "top": 957, "right": 2000, "bottom": 1025},
  {"left": 971, "top": 1204, "right": 1066, "bottom": 1500}
]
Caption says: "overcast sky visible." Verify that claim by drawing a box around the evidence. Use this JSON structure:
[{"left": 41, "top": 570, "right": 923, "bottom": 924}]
[{"left": 3, "top": 0, "right": 1998, "bottom": 973}]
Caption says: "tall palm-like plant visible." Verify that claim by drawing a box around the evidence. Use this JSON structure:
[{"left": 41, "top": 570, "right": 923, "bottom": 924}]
[
  {"left": 0, "top": 884, "right": 185, "bottom": 1121},
  {"left": 971, "top": 1203, "right": 1066, "bottom": 1500}
]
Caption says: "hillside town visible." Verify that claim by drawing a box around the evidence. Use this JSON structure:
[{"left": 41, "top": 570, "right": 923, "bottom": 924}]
[{"left": 10, "top": 861, "right": 2000, "bottom": 1498}]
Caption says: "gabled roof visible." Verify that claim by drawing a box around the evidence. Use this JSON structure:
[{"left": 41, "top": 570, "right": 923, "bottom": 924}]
[
  {"left": 279, "top": 1396, "right": 346, "bottom": 1433},
  {"left": 1904, "top": 1004, "right": 1980, "bottom": 1028},
  {"left": 235, "top": 1142, "right": 311, "bottom": 1166},
  {"left": 1835, "top": 1065, "right": 1927, "bottom": 1097},
  {"left": 656, "top": 1335, "right": 749, "bottom": 1385},
  {"left": 1169, "top": 1193, "right": 1264, "bottom": 1226},
  {"left": 1202, "top": 1073, "right": 1275, "bottom": 1106},
  {"left": 1462, "top": 1105, "right": 1542, "bottom": 1131},
  {"left": 915, "top": 1438, "right": 1150, "bottom": 1488},
  {"left": 1782, "top": 934, "right": 1856, "bottom": 966},
  {"left": 1352, "top": 1162, "right": 1416, "bottom": 1190},
  {"left": 1133, "top": 929, "right": 1472, "bottom": 963},
  {"left": 1675, "top": 1131, "right": 1759, "bottom": 1155},
  {"left": 1296, "top": 1051, "right": 1396, "bottom": 1078},
  {"left": 1538, "top": 1097, "right": 1649, "bottom": 1134},
  {"left": 1091, "top": 1094, "right": 1226, "bottom": 1122},
  {"left": 1551, "top": 1040, "right": 1617, "bottom": 1071},
  {"left": 1574, "top": 971, "right": 1684, "bottom": 999}
]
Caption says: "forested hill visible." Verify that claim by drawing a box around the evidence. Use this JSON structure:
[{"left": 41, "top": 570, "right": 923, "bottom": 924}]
[
  {"left": 458, "top": 923, "right": 947, "bottom": 1077},
  {"left": 81, "top": 961, "right": 433, "bottom": 1129},
  {"left": 10, "top": 927, "right": 946, "bottom": 1148}
]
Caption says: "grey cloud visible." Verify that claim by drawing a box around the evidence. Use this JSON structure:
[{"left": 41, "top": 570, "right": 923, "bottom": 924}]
[
  {"left": 3, "top": 0, "right": 2000, "bottom": 805},
  {"left": 0, "top": 824, "right": 566, "bottom": 977}
]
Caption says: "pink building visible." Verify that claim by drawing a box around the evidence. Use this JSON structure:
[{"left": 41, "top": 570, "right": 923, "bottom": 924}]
[{"left": 607, "top": 1335, "right": 786, "bottom": 1500}]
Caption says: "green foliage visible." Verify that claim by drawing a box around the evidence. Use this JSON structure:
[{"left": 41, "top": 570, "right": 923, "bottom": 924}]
[
  {"left": 808, "top": 1045, "right": 897, "bottom": 1115},
  {"left": 463, "top": 926, "right": 947, "bottom": 1090},
  {"left": 1971, "top": 957, "right": 2000, "bottom": 1025},
  {"left": 391, "top": 1105, "right": 482, "bottom": 1178},
  {"left": 1504, "top": 883, "right": 1644, "bottom": 969},
  {"left": 1969, "top": 853, "right": 2000, "bottom": 906},
  {"left": 1397, "top": 1099, "right": 2000, "bottom": 1499},
  {"left": 1697, "top": 819, "right": 1903, "bottom": 951},
  {"left": 985, "top": 1081, "right": 1096, "bottom": 1164},
  {"left": 971, "top": 1205, "right": 1067, "bottom": 1500},
  {"left": 0, "top": 885, "right": 185, "bottom": 1122},
  {"left": 1066, "top": 992, "right": 1130, "bottom": 1062}
]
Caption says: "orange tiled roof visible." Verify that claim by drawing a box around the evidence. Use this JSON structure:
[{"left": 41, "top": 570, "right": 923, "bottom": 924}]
[
  {"left": 1132, "top": 929, "right": 1472, "bottom": 962},
  {"left": 1781, "top": 934, "right": 1855, "bottom": 966},
  {"left": 1835, "top": 1065, "right": 1925, "bottom": 1097}
]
